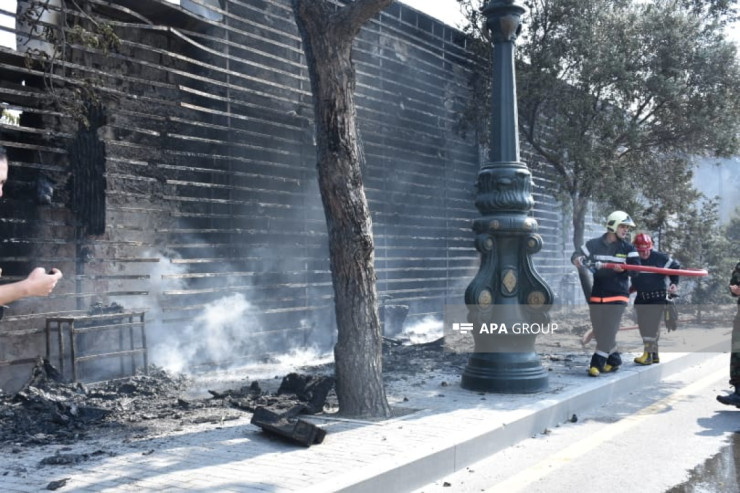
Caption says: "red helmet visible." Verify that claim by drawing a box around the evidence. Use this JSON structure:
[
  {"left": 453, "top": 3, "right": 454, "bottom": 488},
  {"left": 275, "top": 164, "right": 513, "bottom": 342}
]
[{"left": 633, "top": 232, "right": 653, "bottom": 252}]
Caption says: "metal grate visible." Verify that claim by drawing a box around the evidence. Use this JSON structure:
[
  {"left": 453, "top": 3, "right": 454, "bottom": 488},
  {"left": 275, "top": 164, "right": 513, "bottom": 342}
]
[{"left": 45, "top": 312, "right": 148, "bottom": 383}]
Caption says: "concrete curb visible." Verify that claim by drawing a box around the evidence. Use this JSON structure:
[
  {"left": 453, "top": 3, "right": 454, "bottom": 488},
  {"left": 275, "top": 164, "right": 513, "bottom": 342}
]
[{"left": 307, "top": 347, "right": 728, "bottom": 493}]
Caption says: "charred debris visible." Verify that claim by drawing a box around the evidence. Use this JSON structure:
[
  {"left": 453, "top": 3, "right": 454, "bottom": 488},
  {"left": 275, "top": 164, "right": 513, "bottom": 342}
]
[
  {"left": 0, "top": 357, "right": 335, "bottom": 448},
  {"left": 0, "top": 337, "right": 459, "bottom": 449}
]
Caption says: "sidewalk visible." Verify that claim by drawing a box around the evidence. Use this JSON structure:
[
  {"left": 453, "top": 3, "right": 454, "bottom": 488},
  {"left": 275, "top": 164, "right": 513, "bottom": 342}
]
[{"left": 0, "top": 345, "right": 730, "bottom": 493}]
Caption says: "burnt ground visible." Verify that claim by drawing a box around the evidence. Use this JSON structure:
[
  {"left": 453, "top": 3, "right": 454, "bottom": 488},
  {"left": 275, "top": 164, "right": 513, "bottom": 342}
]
[
  {"left": 0, "top": 306, "right": 732, "bottom": 491},
  {"left": 0, "top": 324, "right": 597, "bottom": 492},
  {"left": 4, "top": 304, "right": 730, "bottom": 455},
  {"left": 0, "top": 358, "right": 334, "bottom": 450},
  {"left": 21, "top": 300, "right": 727, "bottom": 454},
  {"left": 0, "top": 327, "right": 593, "bottom": 456},
  {"left": 0, "top": 341, "right": 462, "bottom": 449},
  {"left": 17, "top": 300, "right": 739, "bottom": 471}
]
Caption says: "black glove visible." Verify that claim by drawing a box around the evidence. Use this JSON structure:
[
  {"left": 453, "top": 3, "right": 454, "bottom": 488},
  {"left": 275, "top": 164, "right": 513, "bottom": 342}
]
[{"left": 664, "top": 296, "right": 678, "bottom": 332}]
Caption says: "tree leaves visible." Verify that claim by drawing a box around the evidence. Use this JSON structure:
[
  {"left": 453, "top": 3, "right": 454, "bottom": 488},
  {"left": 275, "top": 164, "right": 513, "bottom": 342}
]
[{"left": 457, "top": 0, "right": 740, "bottom": 254}]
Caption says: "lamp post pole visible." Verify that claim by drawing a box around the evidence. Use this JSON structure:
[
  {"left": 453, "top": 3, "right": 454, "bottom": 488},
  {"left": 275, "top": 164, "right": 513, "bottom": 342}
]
[{"left": 460, "top": 0, "right": 553, "bottom": 393}]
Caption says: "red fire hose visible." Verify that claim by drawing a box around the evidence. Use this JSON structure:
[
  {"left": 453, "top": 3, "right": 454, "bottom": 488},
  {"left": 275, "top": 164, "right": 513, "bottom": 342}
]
[
  {"left": 581, "top": 325, "right": 637, "bottom": 345},
  {"left": 594, "top": 262, "right": 708, "bottom": 277},
  {"left": 578, "top": 263, "right": 707, "bottom": 345}
]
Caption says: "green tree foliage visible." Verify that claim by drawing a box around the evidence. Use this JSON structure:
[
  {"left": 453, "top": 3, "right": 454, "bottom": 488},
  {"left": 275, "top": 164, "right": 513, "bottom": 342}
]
[
  {"left": 18, "top": 0, "right": 120, "bottom": 127},
  {"left": 665, "top": 199, "right": 740, "bottom": 320},
  {"left": 725, "top": 207, "right": 740, "bottom": 249},
  {"left": 456, "top": 0, "right": 740, "bottom": 250},
  {"left": 457, "top": 0, "right": 740, "bottom": 301},
  {"left": 682, "top": 0, "right": 738, "bottom": 19},
  {"left": 672, "top": 200, "right": 727, "bottom": 291}
]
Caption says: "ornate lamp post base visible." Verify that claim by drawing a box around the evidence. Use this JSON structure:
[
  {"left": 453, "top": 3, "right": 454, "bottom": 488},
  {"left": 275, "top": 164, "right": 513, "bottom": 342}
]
[
  {"left": 461, "top": 353, "right": 548, "bottom": 393},
  {"left": 459, "top": 0, "right": 553, "bottom": 394}
]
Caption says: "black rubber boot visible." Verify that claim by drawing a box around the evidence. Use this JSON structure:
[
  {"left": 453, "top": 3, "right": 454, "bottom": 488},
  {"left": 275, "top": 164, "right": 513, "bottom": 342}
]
[
  {"left": 588, "top": 353, "right": 608, "bottom": 377},
  {"left": 717, "top": 390, "right": 740, "bottom": 408},
  {"left": 604, "top": 352, "right": 622, "bottom": 373}
]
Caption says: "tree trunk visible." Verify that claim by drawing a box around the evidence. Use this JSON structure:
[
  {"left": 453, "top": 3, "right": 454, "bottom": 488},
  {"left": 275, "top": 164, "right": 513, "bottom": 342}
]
[
  {"left": 572, "top": 194, "right": 593, "bottom": 302},
  {"left": 292, "top": 0, "right": 392, "bottom": 418}
]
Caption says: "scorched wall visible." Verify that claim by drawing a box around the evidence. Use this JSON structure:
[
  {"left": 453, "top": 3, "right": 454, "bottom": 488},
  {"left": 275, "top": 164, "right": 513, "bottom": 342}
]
[{"left": 0, "top": 0, "right": 575, "bottom": 391}]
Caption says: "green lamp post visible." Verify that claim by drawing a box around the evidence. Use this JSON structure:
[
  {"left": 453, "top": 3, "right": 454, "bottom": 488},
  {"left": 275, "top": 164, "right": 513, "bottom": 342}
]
[{"left": 460, "top": 0, "right": 553, "bottom": 393}]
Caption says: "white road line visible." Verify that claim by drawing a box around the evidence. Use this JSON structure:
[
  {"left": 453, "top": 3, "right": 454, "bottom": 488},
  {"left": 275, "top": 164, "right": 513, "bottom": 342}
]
[{"left": 484, "top": 366, "right": 728, "bottom": 493}]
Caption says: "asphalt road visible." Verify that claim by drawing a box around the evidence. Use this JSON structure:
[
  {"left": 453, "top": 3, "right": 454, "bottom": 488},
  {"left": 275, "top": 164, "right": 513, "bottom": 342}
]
[{"left": 412, "top": 353, "right": 740, "bottom": 493}]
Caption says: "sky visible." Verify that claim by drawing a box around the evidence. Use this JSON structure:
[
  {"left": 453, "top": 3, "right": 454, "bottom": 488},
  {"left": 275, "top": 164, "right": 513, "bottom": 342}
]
[
  {"left": 402, "top": 0, "right": 740, "bottom": 46},
  {"left": 0, "top": 0, "right": 467, "bottom": 49},
  {"left": 0, "top": 0, "right": 467, "bottom": 51},
  {"left": 0, "top": 0, "right": 13, "bottom": 49},
  {"left": 0, "top": 0, "right": 737, "bottom": 58},
  {"left": 398, "top": 0, "right": 466, "bottom": 28}
]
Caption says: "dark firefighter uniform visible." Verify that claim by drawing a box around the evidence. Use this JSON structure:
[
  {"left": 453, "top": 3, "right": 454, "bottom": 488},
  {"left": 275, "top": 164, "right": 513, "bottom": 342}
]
[
  {"left": 631, "top": 249, "right": 680, "bottom": 364},
  {"left": 732, "top": 262, "right": 740, "bottom": 387},
  {"left": 717, "top": 262, "right": 740, "bottom": 407},
  {"left": 573, "top": 233, "right": 641, "bottom": 373}
]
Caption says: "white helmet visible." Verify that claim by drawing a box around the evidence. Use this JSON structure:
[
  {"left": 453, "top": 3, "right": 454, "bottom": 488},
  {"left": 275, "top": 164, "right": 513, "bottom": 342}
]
[{"left": 605, "top": 211, "right": 635, "bottom": 232}]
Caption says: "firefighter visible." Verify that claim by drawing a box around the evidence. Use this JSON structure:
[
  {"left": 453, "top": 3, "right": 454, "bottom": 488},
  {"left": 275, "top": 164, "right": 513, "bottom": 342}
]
[
  {"left": 0, "top": 145, "right": 62, "bottom": 307},
  {"left": 572, "top": 210, "right": 641, "bottom": 376},
  {"left": 630, "top": 232, "right": 680, "bottom": 365},
  {"left": 717, "top": 261, "right": 740, "bottom": 407}
]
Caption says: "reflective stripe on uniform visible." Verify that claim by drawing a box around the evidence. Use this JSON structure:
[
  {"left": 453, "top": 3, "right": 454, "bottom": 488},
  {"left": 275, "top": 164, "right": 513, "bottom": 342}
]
[
  {"left": 590, "top": 295, "right": 630, "bottom": 303},
  {"left": 593, "top": 255, "right": 626, "bottom": 264}
]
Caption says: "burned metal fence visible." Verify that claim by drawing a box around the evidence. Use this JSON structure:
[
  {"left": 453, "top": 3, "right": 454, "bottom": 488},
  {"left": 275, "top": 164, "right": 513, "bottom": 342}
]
[{"left": 0, "top": 0, "right": 569, "bottom": 390}]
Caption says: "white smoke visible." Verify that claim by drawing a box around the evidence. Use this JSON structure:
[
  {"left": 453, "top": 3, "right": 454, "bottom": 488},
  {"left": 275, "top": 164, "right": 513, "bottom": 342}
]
[
  {"left": 398, "top": 315, "right": 443, "bottom": 344},
  {"left": 107, "top": 250, "right": 270, "bottom": 375},
  {"left": 109, "top": 250, "right": 189, "bottom": 332},
  {"left": 151, "top": 292, "right": 259, "bottom": 374}
]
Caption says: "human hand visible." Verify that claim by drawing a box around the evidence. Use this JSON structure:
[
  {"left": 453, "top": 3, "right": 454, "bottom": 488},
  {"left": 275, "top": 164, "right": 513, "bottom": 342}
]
[
  {"left": 731, "top": 284, "right": 740, "bottom": 297},
  {"left": 24, "top": 267, "right": 62, "bottom": 297},
  {"left": 668, "top": 284, "right": 678, "bottom": 295}
]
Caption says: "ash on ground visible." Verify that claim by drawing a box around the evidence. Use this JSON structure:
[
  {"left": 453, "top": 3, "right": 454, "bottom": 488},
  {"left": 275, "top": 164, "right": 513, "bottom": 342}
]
[
  {"left": 0, "top": 357, "right": 334, "bottom": 450},
  {"left": 0, "top": 331, "right": 591, "bottom": 452}
]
